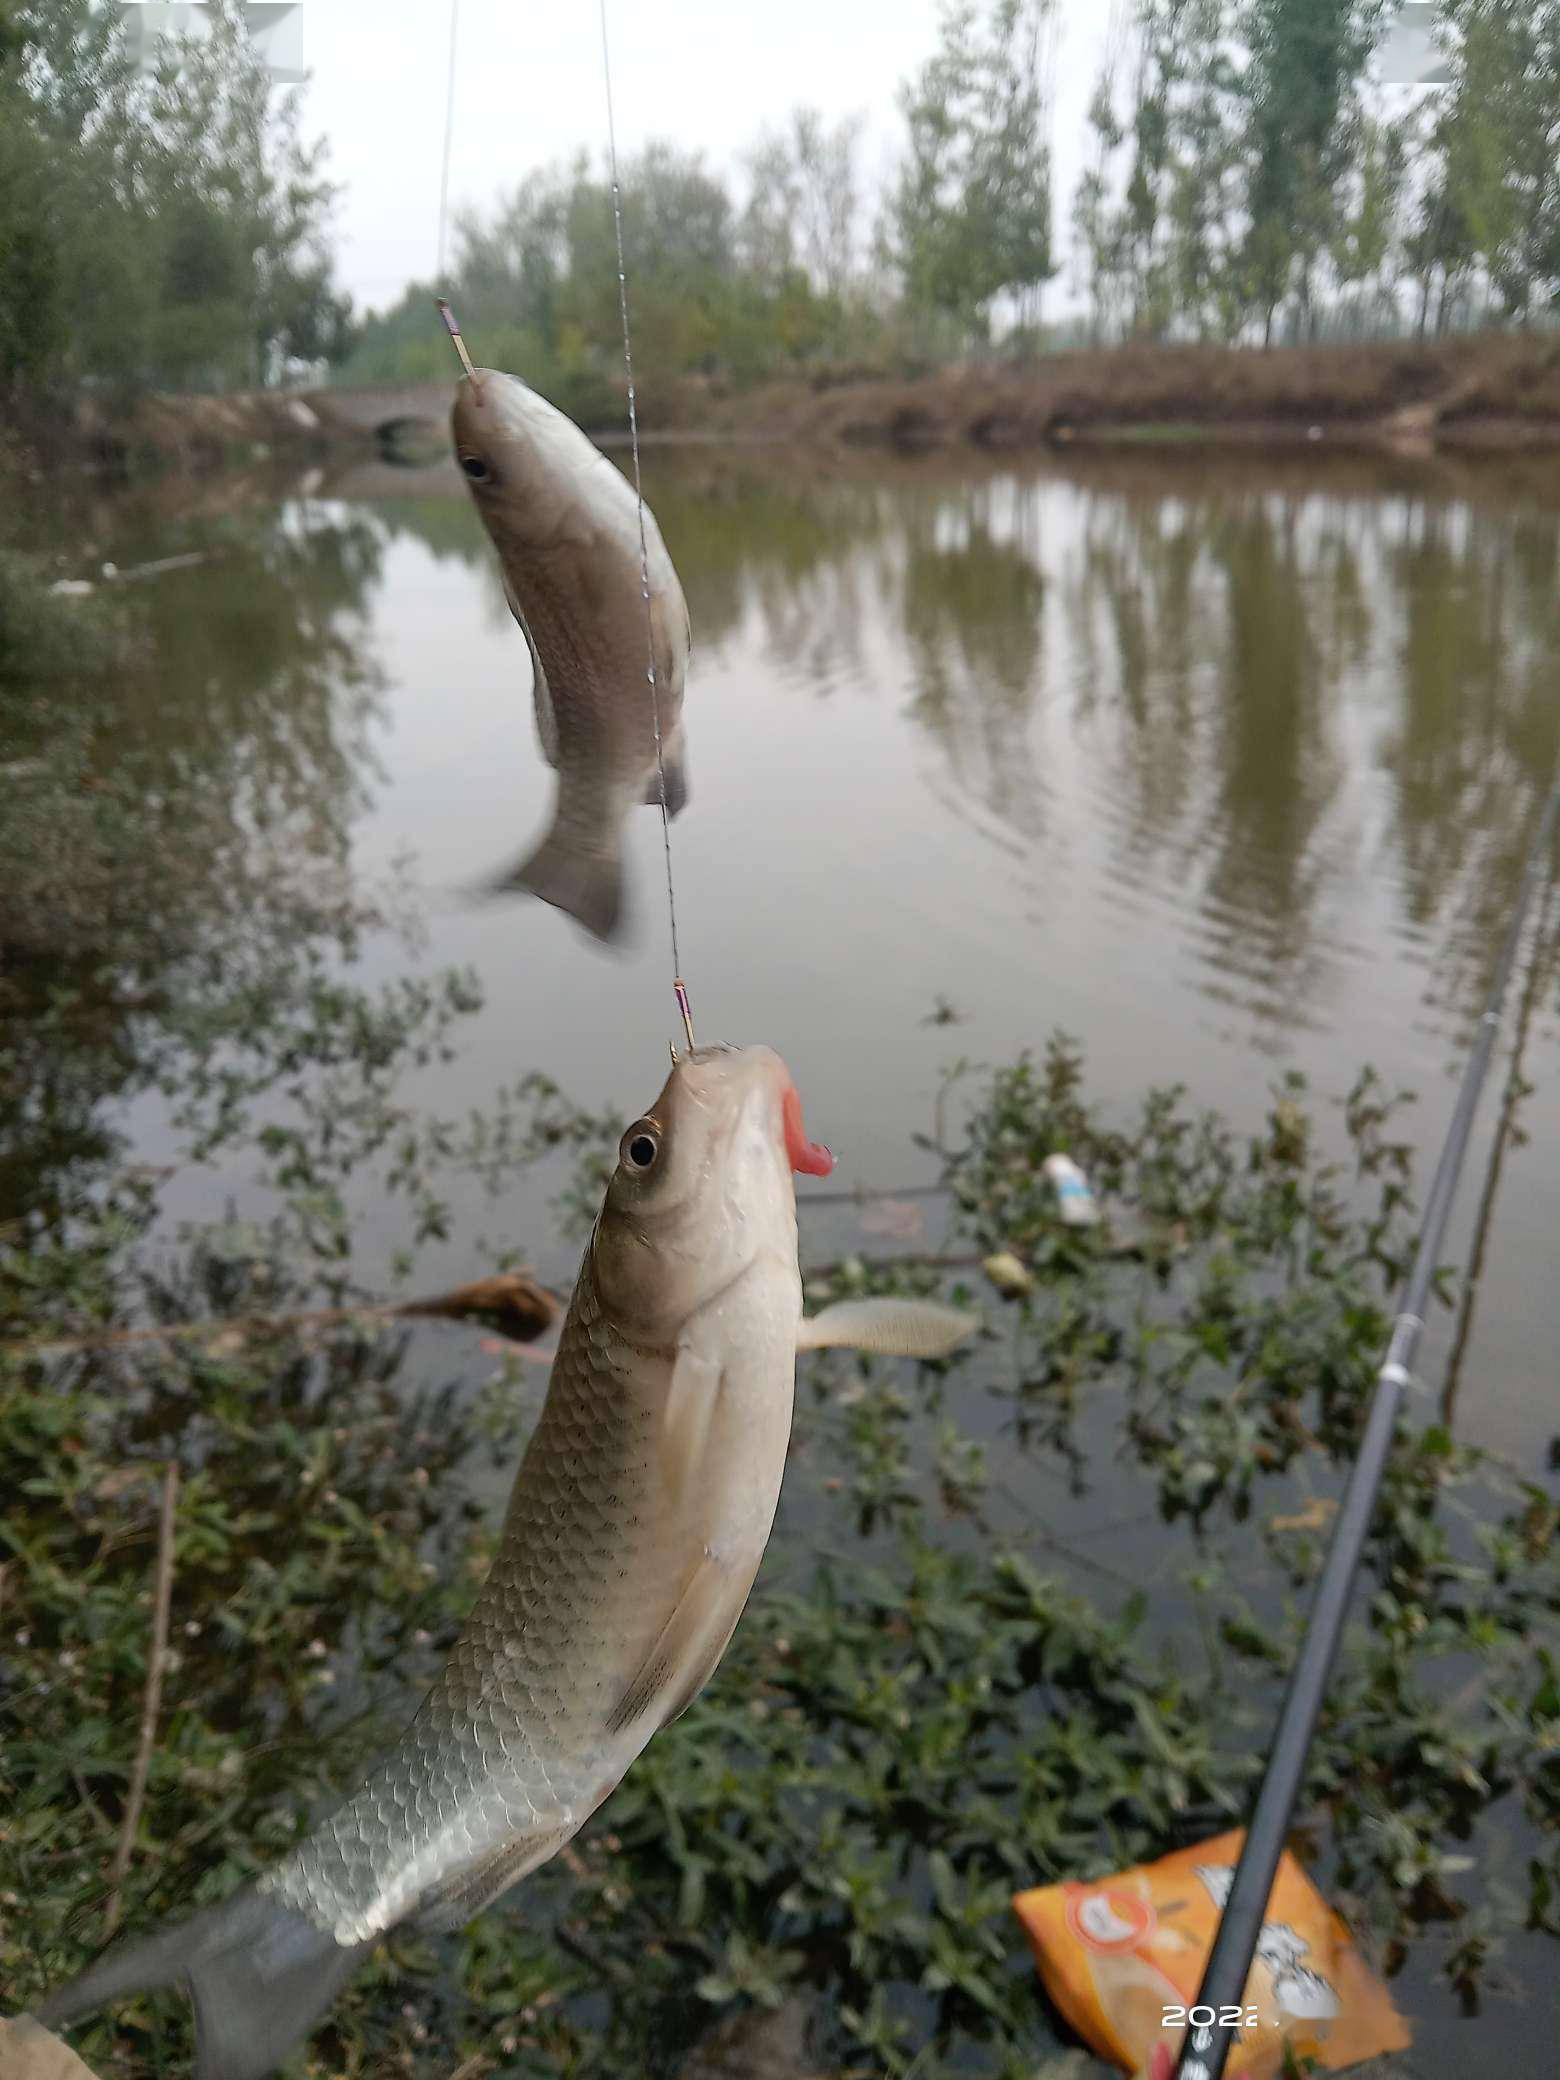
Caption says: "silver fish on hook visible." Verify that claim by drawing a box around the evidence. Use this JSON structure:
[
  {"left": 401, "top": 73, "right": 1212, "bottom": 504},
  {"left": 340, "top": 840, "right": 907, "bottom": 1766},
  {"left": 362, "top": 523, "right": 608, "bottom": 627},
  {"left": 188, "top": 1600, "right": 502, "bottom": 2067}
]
[
  {"left": 451, "top": 367, "right": 693, "bottom": 945},
  {"left": 36, "top": 1047, "right": 974, "bottom": 2079}
]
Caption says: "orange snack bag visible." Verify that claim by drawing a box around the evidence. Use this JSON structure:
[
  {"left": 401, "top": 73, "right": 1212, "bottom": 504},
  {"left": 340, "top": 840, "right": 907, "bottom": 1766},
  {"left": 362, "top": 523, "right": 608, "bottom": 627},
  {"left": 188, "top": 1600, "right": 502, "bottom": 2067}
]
[{"left": 1012, "top": 1828, "right": 1411, "bottom": 2078}]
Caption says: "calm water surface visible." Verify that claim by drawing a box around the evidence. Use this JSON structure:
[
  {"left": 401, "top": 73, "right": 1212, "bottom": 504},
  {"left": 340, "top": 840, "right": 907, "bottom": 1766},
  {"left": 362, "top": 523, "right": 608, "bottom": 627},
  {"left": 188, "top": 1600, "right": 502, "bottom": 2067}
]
[
  {"left": 10, "top": 441, "right": 1560, "bottom": 2071},
  {"left": 75, "top": 442, "right": 1560, "bottom": 1464}
]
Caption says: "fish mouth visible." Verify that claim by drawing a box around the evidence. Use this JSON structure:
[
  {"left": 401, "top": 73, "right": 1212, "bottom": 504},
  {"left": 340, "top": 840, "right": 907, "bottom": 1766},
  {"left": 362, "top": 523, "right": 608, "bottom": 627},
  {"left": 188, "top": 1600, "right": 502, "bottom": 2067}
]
[{"left": 782, "top": 1084, "right": 834, "bottom": 1177}]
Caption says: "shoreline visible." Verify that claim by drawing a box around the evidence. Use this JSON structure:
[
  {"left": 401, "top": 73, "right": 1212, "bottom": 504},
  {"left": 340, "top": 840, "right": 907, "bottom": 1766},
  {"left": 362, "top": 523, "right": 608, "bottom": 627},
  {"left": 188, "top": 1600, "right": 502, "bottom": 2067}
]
[{"left": 11, "top": 332, "right": 1560, "bottom": 479}]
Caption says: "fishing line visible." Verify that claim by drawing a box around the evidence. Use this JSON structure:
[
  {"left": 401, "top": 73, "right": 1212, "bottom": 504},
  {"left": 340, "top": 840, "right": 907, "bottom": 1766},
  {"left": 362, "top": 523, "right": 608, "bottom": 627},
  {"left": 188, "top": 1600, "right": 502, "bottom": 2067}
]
[
  {"left": 1172, "top": 764, "right": 1560, "bottom": 2080},
  {"left": 436, "top": 0, "right": 461, "bottom": 285},
  {"left": 597, "top": 0, "right": 696, "bottom": 1056}
]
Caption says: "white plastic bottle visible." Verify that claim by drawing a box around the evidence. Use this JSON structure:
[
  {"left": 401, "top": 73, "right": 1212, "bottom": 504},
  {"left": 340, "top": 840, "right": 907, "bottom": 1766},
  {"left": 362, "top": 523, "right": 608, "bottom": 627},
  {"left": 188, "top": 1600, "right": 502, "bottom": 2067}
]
[{"left": 1042, "top": 1152, "right": 1099, "bottom": 1226}]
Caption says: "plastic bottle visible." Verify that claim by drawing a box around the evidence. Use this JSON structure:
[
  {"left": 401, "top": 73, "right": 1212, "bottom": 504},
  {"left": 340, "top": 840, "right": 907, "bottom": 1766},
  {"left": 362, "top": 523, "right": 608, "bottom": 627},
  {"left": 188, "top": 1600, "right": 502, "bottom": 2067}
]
[{"left": 1042, "top": 1152, "right": 1099, "bottom": 1226}]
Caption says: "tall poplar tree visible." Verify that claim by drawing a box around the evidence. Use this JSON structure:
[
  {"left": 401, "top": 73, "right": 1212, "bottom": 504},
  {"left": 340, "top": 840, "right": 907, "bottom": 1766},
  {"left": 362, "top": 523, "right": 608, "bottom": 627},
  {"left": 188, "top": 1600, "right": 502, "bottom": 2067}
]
[
  {"left": 888, "top": 0, "right": 1057, "bottom": 339},
  {"left": 1235, "top": 0, "right": 1385, "bottom": 343}
]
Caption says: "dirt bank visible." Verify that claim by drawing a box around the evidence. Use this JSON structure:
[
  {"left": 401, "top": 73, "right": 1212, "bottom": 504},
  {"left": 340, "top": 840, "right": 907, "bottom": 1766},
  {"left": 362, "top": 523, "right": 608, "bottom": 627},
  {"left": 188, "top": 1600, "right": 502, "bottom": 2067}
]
[
  {"left": 4, "top": 383, "right": 341, "bottom": 478},
  {"left": 15, "top": 331, "right": 1560, "bottom": 476},
  {"left": 678, "top": 332, "right": 1560, "bottom": 454}
]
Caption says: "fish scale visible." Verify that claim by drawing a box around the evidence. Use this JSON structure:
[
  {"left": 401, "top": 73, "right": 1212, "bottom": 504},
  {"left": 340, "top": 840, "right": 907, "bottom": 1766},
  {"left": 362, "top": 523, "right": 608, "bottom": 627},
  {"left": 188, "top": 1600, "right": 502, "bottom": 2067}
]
[{"left": 258, "top": 1261, "right": 684, "bottom": 1945}]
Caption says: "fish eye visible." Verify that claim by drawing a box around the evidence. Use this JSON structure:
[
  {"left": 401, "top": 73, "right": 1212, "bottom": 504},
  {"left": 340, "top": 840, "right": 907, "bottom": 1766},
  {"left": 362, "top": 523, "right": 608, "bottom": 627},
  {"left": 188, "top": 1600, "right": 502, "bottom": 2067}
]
[
  {"left": 460, "top": 454, "right": 492, "bottom": 482},
  {"left": 619, "top": 1119, "right": 661, "bottom": 1173}
]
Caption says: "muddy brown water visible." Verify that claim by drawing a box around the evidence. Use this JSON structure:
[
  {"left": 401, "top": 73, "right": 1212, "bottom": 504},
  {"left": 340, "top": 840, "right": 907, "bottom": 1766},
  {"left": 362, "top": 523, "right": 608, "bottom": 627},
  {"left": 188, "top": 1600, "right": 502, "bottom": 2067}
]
[{"left": 8, "top": 441, "right": 1559, "bottom": 2073}]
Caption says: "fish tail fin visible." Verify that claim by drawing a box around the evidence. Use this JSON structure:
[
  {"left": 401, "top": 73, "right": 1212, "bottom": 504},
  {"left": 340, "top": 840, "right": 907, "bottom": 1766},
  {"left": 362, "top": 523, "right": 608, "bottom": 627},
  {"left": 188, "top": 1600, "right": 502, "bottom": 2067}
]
[
  {"left": 644, "top": 738, "right": 689, "bottom": 819},
  {"left": 36, "top": 1888, "right": 374, "bottom": 2080},
  {"left": 511, "top": 818, "right": 625, "bottom": 942}
]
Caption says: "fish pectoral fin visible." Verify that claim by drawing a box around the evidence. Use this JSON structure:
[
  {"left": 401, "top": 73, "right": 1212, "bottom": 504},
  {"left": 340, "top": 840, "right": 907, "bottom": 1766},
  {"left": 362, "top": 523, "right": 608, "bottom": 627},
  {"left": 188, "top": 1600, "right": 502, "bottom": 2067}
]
[
  {"left": 511, "top": 598, "right": 560, "bottom": 770},
  {"left": 416, "top": 1822, "right": 574, "bottom": 1932},
  {"left": 605, "top": 1553, "right": 749, "bottom": 1737},
  {"left": 660, "top": 1346, "right": 722, "bottom": 1503},
  {"left": 796, "top": 1297, "right": 978, "bottom": 1359}
]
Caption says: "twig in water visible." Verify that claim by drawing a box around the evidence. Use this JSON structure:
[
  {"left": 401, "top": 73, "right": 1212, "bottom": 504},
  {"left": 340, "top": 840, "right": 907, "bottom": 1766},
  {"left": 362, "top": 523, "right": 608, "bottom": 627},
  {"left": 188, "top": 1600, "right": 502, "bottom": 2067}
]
[
  {"left": 105, "top": 551, "right": 213, "bottom": 584},
  {"left": 447, "top": 2058, "right": 495, "bottom": 2080},
  {"left": 554, "top": 1920, "right": 634, "bottom": 1985},
  {"left": 0, "top": 1273, "right": 558, "bottom": 1364},
  {"left": 103, "top": 1460, "right": 179, "bottom": 1939},
  {"left": 71, "top": 1767, "right": 114, "bottom": 1839}
]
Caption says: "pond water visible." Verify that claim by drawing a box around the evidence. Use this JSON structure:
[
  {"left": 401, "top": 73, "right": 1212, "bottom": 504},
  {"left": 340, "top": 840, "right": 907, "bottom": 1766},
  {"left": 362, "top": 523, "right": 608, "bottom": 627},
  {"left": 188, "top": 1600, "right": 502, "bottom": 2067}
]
[
  {"left": 6, "top": 438, "right": 1559, "bottom": 2074},
  {"left": 26, "top": 441, "right": 1560, "bottom": 1458}
]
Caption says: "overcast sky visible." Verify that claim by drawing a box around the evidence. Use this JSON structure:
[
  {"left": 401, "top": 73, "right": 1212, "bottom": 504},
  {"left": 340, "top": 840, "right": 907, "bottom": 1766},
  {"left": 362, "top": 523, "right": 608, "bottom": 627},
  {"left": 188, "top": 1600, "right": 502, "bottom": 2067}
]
[{"left": 295, "top": 0, "right": 1120, "bottom": 315}]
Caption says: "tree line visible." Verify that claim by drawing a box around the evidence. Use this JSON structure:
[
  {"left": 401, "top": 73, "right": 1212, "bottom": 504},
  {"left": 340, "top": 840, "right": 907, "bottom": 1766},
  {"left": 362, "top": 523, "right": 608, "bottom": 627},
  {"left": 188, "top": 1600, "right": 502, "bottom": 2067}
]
[
  {"left": 350, "top": 0, "right": 1560, "bottom": 394},
  {"left": 1073, "top": 0, "right": 1560, "bottom": 345},
  {"left": 1, "top": 0, "right": 348, "bottom": 398},
  {"left": 3, "top": 0, "right": 1558, "bottom": 408}
]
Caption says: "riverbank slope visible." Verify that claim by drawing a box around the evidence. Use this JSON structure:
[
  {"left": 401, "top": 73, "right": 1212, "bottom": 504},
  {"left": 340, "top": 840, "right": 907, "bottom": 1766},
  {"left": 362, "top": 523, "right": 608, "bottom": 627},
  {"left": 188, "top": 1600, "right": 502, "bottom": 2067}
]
[
  {"left": 694, "top": 330, "right": 1560, "bottom": 453},
  {"left": 11, "top": 330, "right": 1560, "bottom": 477}
]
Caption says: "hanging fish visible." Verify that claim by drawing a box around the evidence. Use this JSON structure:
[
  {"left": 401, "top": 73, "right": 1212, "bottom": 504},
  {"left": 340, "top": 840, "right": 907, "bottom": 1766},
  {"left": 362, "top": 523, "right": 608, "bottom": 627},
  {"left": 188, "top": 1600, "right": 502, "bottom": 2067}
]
[
  {"left": 451, "top": 366, "right": 692, "bottom": 943},
  {"left": 36, "top": 1044, "right": 975, "bottom": 2080}
]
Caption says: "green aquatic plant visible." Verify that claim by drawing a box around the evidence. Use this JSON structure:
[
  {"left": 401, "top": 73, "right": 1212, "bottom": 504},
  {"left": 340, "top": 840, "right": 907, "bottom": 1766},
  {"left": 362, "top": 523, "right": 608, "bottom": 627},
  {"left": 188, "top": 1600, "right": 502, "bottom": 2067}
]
[
  {"left": 3, "top": 1011, "right": 1555, "bottom": 2078},
  {"left": 0, "top": 551, "right": 135, "bottom": 687}
]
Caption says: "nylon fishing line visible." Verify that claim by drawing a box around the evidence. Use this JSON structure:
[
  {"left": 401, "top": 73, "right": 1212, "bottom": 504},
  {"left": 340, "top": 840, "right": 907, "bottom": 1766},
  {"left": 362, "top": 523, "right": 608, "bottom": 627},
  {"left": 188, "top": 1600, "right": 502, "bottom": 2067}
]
[
  {"left": 597, "top": 0, "right": 696, "bottom": 1055},
  {"left": 436, "top": 0, "right": 461, "bottom": 285}
]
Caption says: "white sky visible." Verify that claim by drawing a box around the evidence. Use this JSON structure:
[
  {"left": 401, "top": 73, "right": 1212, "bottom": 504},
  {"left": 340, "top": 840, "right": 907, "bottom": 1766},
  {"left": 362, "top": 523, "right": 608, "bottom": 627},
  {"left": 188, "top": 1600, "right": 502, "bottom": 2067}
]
[{"left": 295, "top": 0, "right": 1120, "bottom": 315}]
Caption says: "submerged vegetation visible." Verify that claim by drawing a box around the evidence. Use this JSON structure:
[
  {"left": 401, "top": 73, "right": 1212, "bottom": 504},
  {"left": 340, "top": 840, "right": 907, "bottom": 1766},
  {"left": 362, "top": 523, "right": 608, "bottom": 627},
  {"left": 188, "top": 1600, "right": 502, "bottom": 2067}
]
[{"left": 4, "top": 998, "right": 1557, "bottom": 2076}]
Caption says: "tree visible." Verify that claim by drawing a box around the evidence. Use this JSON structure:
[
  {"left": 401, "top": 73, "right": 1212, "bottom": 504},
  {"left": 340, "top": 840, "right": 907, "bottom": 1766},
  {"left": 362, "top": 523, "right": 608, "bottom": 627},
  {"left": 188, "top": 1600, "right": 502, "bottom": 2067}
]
[
  {"left": 1069, "top": 0, "right": 1243, "bottom": 345},
  {"left": 1, "top": 0, "right": 346, "bottom": 396},
  {"left": 140, "top": 0, "right": 341, "bottom": 384},
  {"left": 1415, "top": 0, "right": 1560, "bottom": 328},
  {"left": 449, "top": 161, "right": 578, "bottom": 353},
  {"left": 1166, "top": 0, "right": 1243, "bottom": 339},
  {"left": 1234, "top": 0, "right": 1385, "bottom": 345},
  {"left": 1072, "top": 66, "right": 1126, "bottom": 340},
  {"left": 1117, "top": 0, "right": 1187, "bottom": 339},
  {"left": 740, "top": 107, "right": 864, "bottom": 303},
  {"left": 558, "top": 143, "right": 736, "bottom": 380},
  {"left": 888, "top": 0, "right": 1057, "bottom": 341},
  {"left": 1, "top": 0, "right": 152, "bottom": 389},
  {"left": 1330, "top": 111, "right": 1409, "bottom": 328}
]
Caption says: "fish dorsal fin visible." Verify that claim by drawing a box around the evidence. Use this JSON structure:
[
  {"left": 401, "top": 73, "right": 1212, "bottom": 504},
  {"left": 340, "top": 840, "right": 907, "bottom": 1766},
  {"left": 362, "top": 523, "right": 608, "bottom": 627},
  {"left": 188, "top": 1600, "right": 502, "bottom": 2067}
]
[{"left": 796, "top": 1297, "right": 976, "bottom": 1359}]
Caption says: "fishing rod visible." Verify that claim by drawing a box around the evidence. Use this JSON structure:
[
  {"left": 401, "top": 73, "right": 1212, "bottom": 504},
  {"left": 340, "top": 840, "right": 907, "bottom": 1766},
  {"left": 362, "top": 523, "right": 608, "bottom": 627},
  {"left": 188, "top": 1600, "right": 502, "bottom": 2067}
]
[
  {"left": 597, "top": 0, "right": 697, "bottom": 1056},
  {"left": 1171, "top": 767, "right": 1560, "bottom": 2080}
]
